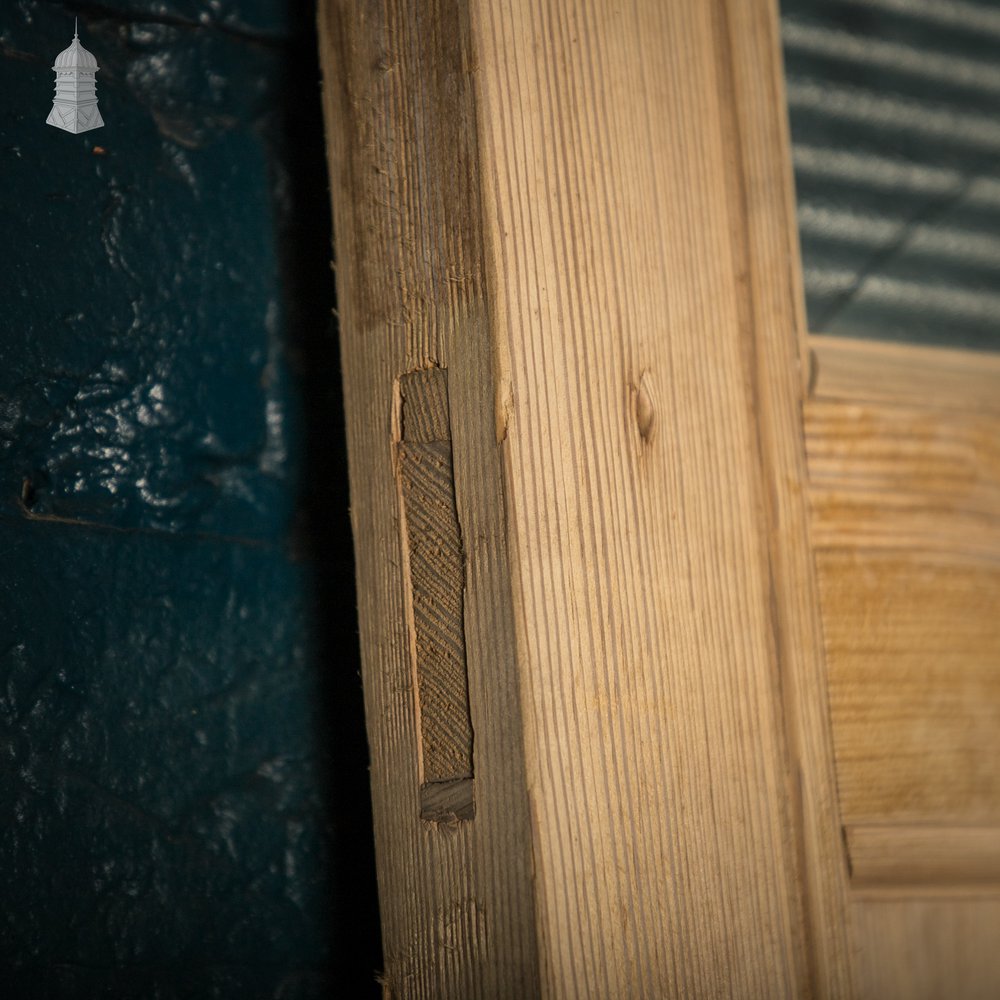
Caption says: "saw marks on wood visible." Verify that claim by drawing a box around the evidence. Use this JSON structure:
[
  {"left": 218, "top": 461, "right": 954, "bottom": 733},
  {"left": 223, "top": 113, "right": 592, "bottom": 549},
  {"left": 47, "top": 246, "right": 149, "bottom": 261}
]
[
  {"left": 319, "top": 0, "right": 541, "bottom": 992},
  {"left": 396, "top": 368, "right": 475, "bottom": 821}
]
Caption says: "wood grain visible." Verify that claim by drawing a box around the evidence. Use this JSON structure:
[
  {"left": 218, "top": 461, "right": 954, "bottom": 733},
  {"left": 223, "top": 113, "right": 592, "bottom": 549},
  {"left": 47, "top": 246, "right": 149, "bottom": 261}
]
[
  {"left": 817, "top": 549, "right": 1000, "bottom": 826},
  {"left": 806, "top": 398, "right": 1000, "bottom": 559},
  {"left": 722, "top": 3, "right": 855, "bottom": 991},
  {"left": 805, "top": 373, "right": 1000, "bottom": 830},
  {"left": 806, "top": 298, "right": 1000, "bottom": 999},
  {"left": 846, "top": 825, "right": 1000, "bottom": 889},
  {"left": 320, "top": 0, "right": 851, "bottom": 994},
  {"left": 473, "top": 0, "right": 845, "bottom": 994},
  {"left": 318, "top": 1, "right": 540, "bottom": 995},
  {"left": 810, "top": 334, "right": 1000, "bottom": 417},
  {"left": 854, "top": 900, "right": 1000, "bottom": 1000},
  {"left": 396, "top": 369, "right": 476, "bottom": 818}
]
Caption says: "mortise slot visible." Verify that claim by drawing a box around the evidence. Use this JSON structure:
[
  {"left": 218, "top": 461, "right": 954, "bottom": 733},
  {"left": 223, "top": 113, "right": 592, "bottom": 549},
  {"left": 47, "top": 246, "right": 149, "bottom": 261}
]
[{"left": 396, "top": 368, "right": 475, "bottom": 823}]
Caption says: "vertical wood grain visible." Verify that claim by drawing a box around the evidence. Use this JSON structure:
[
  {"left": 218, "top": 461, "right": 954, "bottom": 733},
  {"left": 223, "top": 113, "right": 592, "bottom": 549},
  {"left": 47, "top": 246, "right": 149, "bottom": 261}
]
[
  {"left": 854, "top": 900, "right": 1000, "bottom": 1000},
  {"left": 318, "top": 2, "right": 540, "bottom": 996},
  {"left": 719, "top": 2, "right": 855, "bottom": 992},
  {"left": 320, "top": 0, "right": 852, "bottom": 995},
  {"left": 472, "top": 0, "right": 847, "bottom": 994}
]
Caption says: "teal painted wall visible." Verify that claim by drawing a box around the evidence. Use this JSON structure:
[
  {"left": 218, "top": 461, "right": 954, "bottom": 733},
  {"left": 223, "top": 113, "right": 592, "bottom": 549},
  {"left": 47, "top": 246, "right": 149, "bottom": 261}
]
[{"left": 0, "top": 2, "right": 380, "bottom": 996}]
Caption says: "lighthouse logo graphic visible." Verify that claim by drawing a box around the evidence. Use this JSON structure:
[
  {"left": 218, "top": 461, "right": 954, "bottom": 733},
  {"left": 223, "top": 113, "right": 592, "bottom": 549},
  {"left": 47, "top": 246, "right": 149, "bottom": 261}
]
[{"left": 46, "top": 19, "right": 104, "bottom": 134}]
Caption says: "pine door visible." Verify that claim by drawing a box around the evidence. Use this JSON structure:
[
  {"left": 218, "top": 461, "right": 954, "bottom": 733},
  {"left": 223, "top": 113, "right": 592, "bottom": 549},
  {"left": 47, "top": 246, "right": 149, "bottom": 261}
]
[{"left": 318, "top": 0, "right": 1000, "bottom": 995}]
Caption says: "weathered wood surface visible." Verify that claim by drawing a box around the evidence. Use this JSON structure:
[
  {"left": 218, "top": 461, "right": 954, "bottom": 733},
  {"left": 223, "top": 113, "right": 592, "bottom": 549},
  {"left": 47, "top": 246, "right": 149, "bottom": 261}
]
[
  {"left": 319, "top": 0, "right": 852, "bottom": 995},
  {"left": 475, "top": 0, "right": 819, "bottom": 991},
  {"left": 318, "top": 1, "right": 540, "bottom": 996}
]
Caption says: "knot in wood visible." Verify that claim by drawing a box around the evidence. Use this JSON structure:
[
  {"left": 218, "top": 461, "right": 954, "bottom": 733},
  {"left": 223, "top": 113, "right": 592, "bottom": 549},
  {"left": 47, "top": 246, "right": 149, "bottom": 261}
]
[{"left": 634, "top": 370, "right": 656, "bottom": 443}]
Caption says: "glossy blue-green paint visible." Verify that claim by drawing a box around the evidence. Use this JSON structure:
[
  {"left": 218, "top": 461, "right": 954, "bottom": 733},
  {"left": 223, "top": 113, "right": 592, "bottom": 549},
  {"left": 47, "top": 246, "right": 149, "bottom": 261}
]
[
  {"left": 1, "top": 3, "right": 378, "bottom": 996},
  {"left": 3, "top": 9, "right": 294, "bottom": 537}
]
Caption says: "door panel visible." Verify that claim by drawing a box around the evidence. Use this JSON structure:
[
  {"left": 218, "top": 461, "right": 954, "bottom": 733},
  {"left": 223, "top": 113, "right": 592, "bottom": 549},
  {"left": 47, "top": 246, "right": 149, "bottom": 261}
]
[
  {"left": 782, "top": 0, "right": 1000, "bottom": 982},
  {"left": 805, "top": 277, "right": 1000, "bottom": 984},
  {"left": 856, "top": 900, "right": 1000, "bottom": 1000},
  {"left": 318, "top": 0, "right": 998, "bottom": 992},
  {"left": 806, "top": 340, "right": 1000, "bottom": 827}
]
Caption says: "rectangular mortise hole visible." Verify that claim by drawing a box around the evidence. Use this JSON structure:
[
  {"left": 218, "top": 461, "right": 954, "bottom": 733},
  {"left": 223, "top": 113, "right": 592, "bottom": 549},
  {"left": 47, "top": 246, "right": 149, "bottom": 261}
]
[
  {"left": 396, "top": 368, "right": 475, "bottom": 822},
  {"left": 420, "top": 778, "right": 475, "bottom": 823}
]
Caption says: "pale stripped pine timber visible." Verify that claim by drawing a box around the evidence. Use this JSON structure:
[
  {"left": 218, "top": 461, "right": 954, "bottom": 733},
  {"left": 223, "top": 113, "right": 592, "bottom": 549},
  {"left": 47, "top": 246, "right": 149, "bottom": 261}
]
[
  {"left": 719, "top": 2, "right": 854, "bottom": 993},
  {"left": 809, "top": 334, "right": 1000, "bottom": 417},
  {"left": 473, "top": 0, "right": 843, "bottom": 995},
  {"left": 806, "top": 398, "right": 1000, "bottom": 559},
  {"left": 819, "top": 548, "right": 1000, "bottom": 826},
  {"left": 318, "top": 2, "right": 540, "bottom": 996},
  {"left": 846, "top": 825, "right": 1000, "bottom": 889},
  {"left": 805, "top": 392, "right": 1000, "bottom": 827},
  {"left": 854, "top": 900, "right": 1000, "bottom": 1000},
  {"left": 806, "top": 341, "right": 1000, "bottom": 994},
  {"left": 320, "top": 0, "right": 851, "bottom": 995}
]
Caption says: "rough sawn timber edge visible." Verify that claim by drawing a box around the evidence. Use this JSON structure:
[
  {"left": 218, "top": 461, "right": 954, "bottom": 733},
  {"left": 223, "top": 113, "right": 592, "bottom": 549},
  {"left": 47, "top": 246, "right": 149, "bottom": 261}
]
[
  {"left": 317, "top": 0, "right": 541, "bottom": 996},
  {"left": 318, "top": 0, "right": 854, "bottom": 995}
]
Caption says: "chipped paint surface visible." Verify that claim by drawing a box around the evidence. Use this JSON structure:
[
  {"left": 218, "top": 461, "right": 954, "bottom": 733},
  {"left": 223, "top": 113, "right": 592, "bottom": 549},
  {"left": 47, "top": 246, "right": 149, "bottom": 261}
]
[{"left": 0, "top": 2, "right": 379, "bottom": 996}]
